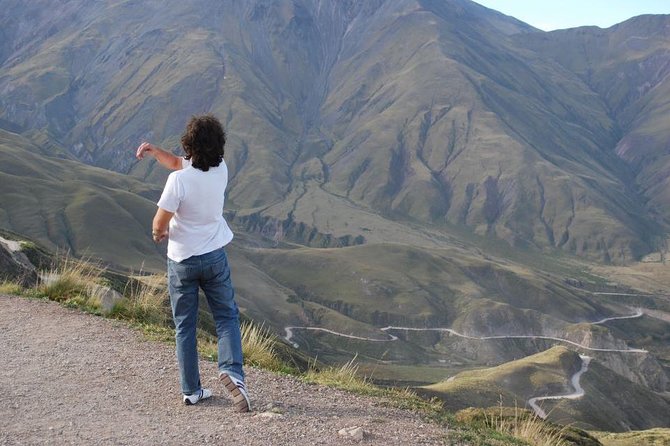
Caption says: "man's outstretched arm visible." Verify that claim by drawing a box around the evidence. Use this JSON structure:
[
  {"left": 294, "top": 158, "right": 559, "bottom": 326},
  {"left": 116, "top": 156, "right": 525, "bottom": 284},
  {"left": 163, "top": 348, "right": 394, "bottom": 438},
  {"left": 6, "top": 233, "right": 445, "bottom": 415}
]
[{"left": 135, "top": 142, "right": 183, "bottom": 170}]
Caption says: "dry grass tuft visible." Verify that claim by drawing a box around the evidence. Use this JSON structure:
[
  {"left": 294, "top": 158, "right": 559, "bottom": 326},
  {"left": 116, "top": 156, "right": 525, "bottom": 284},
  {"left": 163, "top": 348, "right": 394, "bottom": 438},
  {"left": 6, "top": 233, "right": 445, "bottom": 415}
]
[
  {"left": 305, "top": 354, "right": 376, "bottom": 393},
  {"left": 304, "top": 355, "right": 445, "bottom": 417},
  {"left": 199, "top": 321, "right": 284, "bottom": 372},
  {"left": 0, "top": 280, "right": 24, "bottom": 295},
  {"left": 117, "top": 274, "right": 171, "bottom": 326},
  {"left": 482, "top": 401, "right": 568, "bottom": 446},
  {"left": 38, "top": 254, "right": 104, "bottom": 308},
  {"left": 241, "top": 321, "right": 283, "bottom": 371}
]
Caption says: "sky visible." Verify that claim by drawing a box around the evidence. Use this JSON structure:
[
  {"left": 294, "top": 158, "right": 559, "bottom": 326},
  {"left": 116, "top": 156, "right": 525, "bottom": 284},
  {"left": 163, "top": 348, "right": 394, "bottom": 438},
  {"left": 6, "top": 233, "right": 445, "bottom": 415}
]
[{"left": 473, "top": 0, "right": 670, "bottom": 31}]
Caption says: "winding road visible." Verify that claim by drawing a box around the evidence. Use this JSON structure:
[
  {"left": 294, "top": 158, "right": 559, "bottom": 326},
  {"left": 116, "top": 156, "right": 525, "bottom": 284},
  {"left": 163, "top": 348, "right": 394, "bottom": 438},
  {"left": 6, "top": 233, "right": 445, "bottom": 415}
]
[
  {"left": 284, "top": 309, "right": 647, "bottom": 353},
  {"left": 283, "top": 326, "right": 398, "bottom": 348},
  {"left": 591, "top": 308, "right": 644, "bottom": 324},
  {"left": 284, "top": 309, "right": 647, "bottom": 419},
  {"left": 527, "top": 355, "right": 592, "bottom": 419}
]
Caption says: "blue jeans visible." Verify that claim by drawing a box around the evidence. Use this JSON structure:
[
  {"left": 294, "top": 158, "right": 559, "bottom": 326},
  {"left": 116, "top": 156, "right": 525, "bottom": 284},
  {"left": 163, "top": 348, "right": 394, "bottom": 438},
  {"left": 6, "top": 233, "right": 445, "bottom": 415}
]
[{"left": 167, "top": 246, "right": 244, "bottom": 395}]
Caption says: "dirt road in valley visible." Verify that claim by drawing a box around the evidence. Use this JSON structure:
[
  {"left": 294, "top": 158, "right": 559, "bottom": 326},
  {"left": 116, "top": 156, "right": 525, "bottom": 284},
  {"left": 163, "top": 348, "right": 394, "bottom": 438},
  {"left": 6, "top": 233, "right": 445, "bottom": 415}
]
[
  {"left": 0, "top": 295, "right": 447, "bottom": 446},
  {"left": 285, "top": 309, "right": 648, "bottom": 353},
  {"left": 284, "top": 310, "right": 647, "bottom": 420},
  {"left": 527, "top": 355, "right": 592, "bottom": 419}
]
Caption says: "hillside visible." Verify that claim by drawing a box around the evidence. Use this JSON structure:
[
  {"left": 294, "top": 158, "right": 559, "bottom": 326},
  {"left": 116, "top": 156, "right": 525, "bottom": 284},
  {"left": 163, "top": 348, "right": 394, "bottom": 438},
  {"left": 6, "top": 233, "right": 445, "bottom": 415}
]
[
  {"left": 0, "top": 130, "right": 165, "bottom": 270},
  {"left": 423, "top": 346, "right": 582, "bottom": 409},
  {"left": 552, "top": 360, "right": 670, "bottom": 432},
  {"left": 516, "top": 16, "right": 670, "bottom": 225},
  {"left": 423, "top": 346, "right": 670, "bottom": 432}
]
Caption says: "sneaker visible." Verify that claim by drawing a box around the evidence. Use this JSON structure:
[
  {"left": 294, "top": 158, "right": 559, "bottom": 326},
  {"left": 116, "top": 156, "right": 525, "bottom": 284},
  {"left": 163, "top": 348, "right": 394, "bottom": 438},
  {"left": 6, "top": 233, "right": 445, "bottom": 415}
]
[
  {"left": 183, "top": 388, "right": 213, "bottom": 405},
  {"left": 219, "top": 372, "right": 251, "bottom": 412}
]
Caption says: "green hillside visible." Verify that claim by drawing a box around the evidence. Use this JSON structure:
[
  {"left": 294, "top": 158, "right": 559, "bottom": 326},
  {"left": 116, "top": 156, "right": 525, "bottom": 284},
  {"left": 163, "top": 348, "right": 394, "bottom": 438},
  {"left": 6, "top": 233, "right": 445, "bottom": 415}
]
[
  {"left": 0, "top": 130, "right": 165, "bottom": 270},
  {"left": 595, "top": 429, "right": 670, "bottom": 446},
  {"left": 244, "top": 243, "right": 608, "bottom": 326},
  {"left": 423, "top": 346, "right": 670, "bottom": 432},
  {"left": 423, "top": 346, "right": 579, "bottom": 408},
  {"left": 517, "top": 15, "right": 670, "bottom": 226}
]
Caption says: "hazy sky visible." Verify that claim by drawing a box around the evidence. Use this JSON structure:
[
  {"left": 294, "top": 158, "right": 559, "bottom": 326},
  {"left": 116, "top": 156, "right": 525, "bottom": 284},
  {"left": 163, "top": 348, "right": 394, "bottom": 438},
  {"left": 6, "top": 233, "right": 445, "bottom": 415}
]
[{"left": 473, "top": 0, "right": 670, "bottom": 31}]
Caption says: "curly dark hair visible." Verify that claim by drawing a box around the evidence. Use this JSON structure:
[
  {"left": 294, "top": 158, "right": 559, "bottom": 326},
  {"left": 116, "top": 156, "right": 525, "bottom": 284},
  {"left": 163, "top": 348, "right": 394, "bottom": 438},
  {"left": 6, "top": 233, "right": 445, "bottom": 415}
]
[{"left": 181, "top": 114, "right": 226, "bottom": 171}]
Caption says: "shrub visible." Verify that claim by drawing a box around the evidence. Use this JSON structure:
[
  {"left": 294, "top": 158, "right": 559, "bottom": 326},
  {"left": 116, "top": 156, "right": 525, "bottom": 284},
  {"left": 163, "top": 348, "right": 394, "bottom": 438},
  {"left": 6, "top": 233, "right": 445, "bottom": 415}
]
[
  {"left": 0, "top": 280, "right": 24, "bottom": 295},
  {"left": 241, "top": 321, "right": 284, "bottom": 371},
  {"left": 115, "top": 274, "right": 171, "bottom": 326},
  {"left": 38, "top": 254, "right": 103, "bottom": 310}
]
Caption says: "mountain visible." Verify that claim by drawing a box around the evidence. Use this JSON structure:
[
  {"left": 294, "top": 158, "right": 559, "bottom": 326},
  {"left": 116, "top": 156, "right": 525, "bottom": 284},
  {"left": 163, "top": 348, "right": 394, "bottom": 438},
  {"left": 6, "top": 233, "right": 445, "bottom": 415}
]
[
  {"left": 516, "top": 16, "right": 670, "bottom": 226},
  {"left": 1, "top": 0, "right": 669, "bottom": 263}
]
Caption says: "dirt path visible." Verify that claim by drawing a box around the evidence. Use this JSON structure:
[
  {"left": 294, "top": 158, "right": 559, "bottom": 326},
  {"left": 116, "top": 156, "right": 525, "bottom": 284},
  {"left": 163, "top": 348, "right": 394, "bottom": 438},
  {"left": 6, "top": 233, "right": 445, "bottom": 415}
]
[
  {"left": 527, "top": 355, "right": 592, "bottom": 419},
  {"left": 284, "top": 326, "right": 398, "bottom": 348},
  {"left": 0, "top": 295, "right": 447, "bottom": 445}
]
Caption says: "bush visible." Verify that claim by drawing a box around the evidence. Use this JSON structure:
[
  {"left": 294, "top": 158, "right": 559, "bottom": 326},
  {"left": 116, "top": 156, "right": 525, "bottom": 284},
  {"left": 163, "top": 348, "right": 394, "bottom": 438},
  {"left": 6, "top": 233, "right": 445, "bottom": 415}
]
[{"left": 38, "top": 255, "right": 103, "bottom": 310}]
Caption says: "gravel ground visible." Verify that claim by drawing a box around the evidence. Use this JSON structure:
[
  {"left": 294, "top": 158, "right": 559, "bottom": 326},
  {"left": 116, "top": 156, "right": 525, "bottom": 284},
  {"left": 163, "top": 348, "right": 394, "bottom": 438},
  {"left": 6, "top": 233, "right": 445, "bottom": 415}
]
[{"left": 0, "top": 295, "right": 449, "bottom": 445}]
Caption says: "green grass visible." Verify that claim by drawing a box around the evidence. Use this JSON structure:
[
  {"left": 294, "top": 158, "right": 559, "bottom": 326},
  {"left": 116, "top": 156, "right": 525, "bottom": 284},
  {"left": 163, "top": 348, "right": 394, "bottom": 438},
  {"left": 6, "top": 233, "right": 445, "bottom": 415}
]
[
  {"left": 423, "top": 346, "right": 580, "bottom": 411},
  {"left": 0, "top": 280, "right": 24, "bottom": 295},
  {"left": 594, "top": 428, "right": 670, "bottom": 446}
]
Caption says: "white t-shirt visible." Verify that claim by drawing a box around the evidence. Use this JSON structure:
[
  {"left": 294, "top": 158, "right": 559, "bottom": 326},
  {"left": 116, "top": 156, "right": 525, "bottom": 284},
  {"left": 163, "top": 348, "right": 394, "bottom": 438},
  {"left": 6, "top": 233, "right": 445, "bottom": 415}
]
[{"left": 157, "top": 157, "right": 234, "bottom": 262}]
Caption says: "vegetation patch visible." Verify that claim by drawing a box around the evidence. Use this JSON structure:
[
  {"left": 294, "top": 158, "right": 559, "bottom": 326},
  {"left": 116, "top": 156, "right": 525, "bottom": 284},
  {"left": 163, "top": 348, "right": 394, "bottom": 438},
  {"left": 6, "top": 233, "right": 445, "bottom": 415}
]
[
  {"left": 455, "top": 406, "right": 601, "bottom": 446},
  {"left": 593, "top": 428, "right": 670, "bottom": 446}
]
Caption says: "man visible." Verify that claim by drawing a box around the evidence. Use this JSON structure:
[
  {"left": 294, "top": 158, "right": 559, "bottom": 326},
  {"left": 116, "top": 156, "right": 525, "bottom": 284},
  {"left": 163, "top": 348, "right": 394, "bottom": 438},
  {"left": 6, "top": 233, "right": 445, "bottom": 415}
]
[{"left": 135, "top": 115, "right": 250, "bottom": 411}]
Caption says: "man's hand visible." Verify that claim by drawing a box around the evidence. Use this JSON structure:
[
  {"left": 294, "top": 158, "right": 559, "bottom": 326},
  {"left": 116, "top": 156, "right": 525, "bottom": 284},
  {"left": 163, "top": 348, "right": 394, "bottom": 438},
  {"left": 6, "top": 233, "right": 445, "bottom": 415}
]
[
  {"left": 136, "top": 142, "right": 158, "bottom": 160},
  {"left": 135, "top": 142, "right": 183, "bottom": 170},
  {"left": 152, "top": 229, "right": 168, "bottom": 243},
  {"left": 152, "top": 208, "right": 174, "bottom": 243}
]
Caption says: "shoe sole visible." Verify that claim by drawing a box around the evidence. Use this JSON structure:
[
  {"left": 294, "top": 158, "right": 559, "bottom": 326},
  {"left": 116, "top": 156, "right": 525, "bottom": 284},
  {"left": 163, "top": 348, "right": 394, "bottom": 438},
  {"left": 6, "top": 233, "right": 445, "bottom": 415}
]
[{"left": 220, "top": 373, "right": 251, "bottom": 412}]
